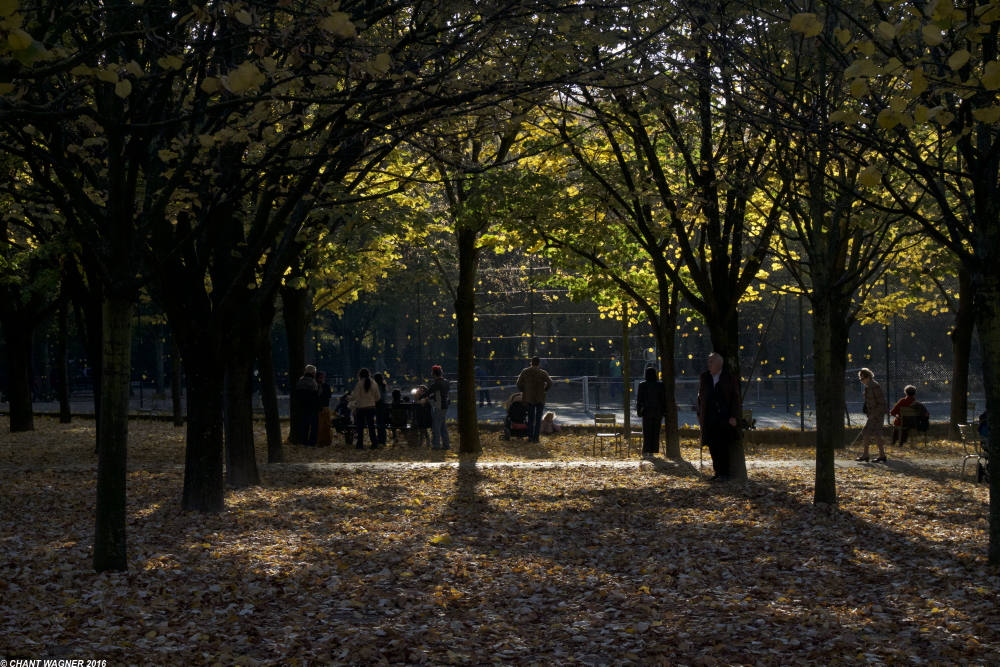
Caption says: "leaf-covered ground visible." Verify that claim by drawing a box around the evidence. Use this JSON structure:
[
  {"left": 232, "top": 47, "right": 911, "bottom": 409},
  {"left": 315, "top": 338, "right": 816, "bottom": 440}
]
[{"left": 1, "top": 417, "right": 996, "bottom": 666}]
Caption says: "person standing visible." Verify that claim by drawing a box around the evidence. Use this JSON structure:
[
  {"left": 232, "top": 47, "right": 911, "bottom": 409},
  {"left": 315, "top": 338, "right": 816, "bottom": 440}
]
[
  {"left": 352, "top": 368, "right": 381, "bottom": 450},
  {"left": 636, "top": 366, "right": 667, "bottom": 455},
  {"left": 516, "top": 356, "right": 553, "bottom": 443},
  {"left": 426, "top": 365, "right": 451, "bottom": 450},
  {"left": 856, "top": 368, "right": 888, "bottom": 462},
  {"left": 373, "top": 372, "right": 389, "bottom": 446},
  {"left": 697, "top": 353, "right": 741, "bottom": 481},
  {"left": 316, "top": 371, "right": 334, "bottom": 447},
  {"left": 475, "top": 366, "right": 492, "bottom": 407},
  {"left": 294, "top": 365, "right": 320, "bottom": 447},
  {"left": 609, "top": 354, "right": 622, "bottom": 399}
]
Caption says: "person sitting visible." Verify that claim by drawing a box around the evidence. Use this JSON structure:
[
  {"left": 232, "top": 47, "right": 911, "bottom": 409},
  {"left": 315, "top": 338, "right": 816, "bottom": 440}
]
[
  {"left": 414, "top": 386, "right": 432, "bottom": 447},
  {"left": 332, "top": 392, "right": 352, "bottom": 437},
  {"left": 540, "top": 411, "right": 560, "bottom": 435},
  {"left": 890, "top": 385, "right": 918, "bottom": 445}
]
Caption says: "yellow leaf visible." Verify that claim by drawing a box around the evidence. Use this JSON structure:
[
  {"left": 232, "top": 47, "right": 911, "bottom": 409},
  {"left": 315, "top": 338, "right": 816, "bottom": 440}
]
[
  {"left": 877, "top": 109, "right": 899, "bottom": 129},
  {"left": 973, "top": 106, "right": 1000, "bottom": 123},
  {"left": 200, "top": 77, "right": 221, "bottom": 94},
  {"left": 935, "top": 111, "right": 955, "bottom": 125},
  {"left": 8, "top": 28, "right": 32, "bottom": 50},
  {"left": 145, "top": 630, "right": 157, "bottom": 638},
  {"left": 850, "top": 80, "right": 868, "bottom": 98},
  {"left": 0, "top": 83, "right": 14, "bottom": 94},
  {"left": 0, "top": 0, "right": 19, "bottom": 18},
  {"left": 96, "top": 69, "right": 119, "bottom": 83},
  {"left": 859, "top": 166, "right": 882, "bottom": 187},
  {"left": 115, "top": 79, "right": 132, "bottom": 98},
  {"left": 877, "top": 22, "right": 896, "bottom": 40},
  {"left": 888, "top": 96, "right": 906, "bottom": 112},
  {"left": 157, "top": 55, "right": 184, "bottom": 70},
  {"left": 948, "top": 50, "right": 971, "bottom": 70},
  {"left": 430, "top": 534, "right": 453, "bottom": 546},
  {"left": 983, "top": 61, "right": 1000, "bottom": 90},
  {"left": 834, "top": 28, "right": 851, "bottom": 44},
  {"left": 321, "top": 12, "right": 357, "bottom": 39},
  {"left": 125, "top": 60, "right": 144, "bottom": 78},
  {"left": 373, "top": 53, "right": 392, "bottom": 72},
  {"left": 922, "top": 25, "right": 943, "bottom": 46},
  {"left": 914, "top": 105, "right": 930, "bottom": 123},
  {"left": 70, "top": 65, "right": 93, "bottom": 76},
  {"left": 235, "top": 9, "right": 251, "bottom": 25},
  {"left": 198, "top": 134, "right": 216, "bottom": 147}
]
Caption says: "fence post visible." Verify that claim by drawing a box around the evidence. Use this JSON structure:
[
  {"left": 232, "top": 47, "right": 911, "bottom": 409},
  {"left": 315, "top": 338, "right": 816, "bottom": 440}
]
[{"left": 583, "top": 376, "right": 589, "bottom": 413}]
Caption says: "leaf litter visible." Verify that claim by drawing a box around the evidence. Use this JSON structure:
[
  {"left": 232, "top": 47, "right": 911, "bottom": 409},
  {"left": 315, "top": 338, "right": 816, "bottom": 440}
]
[{"left": 1, "top": 417, "right": 997, "bottom": 666}]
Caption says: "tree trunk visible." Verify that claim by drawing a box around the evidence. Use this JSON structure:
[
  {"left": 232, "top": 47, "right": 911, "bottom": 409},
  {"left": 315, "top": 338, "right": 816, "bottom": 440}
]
[
  {"left": 658, "top": 284, "right": 681, "bottom": 458},
  {"left": 154, "top": 325, "right": 165, "bottom": 395},
  {"left": 93, "top": 294, "right": 133, "bottom": 572},
  {"left": 57, "top": 299, "right": 71, "bottom": 424},
  {"left": 812, "top": 297, "right": 850, "bottom": 505},
  {"left": 455, "top": 226, "right": 481, "bottom": 454},
  {"left": 258, "top": 324, "right": 284, "bottom": 463},
  {"left": 949, "top": 267, "right": 975, "bottom": 438},
  {"left": 973, "top": 280, "right": 1000, "bottom": 566},
  {"left": 281, "top": 286, "right": 310, "bottom": 445},
  {"left": 4, "top": 326, "right": 34, "bottom": 431},
  {"left": 171, "top": 334, "right": 184, "bottom": 427},
  {"left": 622, "top": 303, "right": 631, "bottom": 445},
  {"left": 182, "top": 352, "right": 226, "bottom": 512},
  {"left": 224, "top": 350, "right": 260, "bottom": 487}
]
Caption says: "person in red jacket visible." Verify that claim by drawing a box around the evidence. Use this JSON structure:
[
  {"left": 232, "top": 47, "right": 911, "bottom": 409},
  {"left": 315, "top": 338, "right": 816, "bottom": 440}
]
[{"left": 890, "top": 385, "right": 918, "bottom": 445}]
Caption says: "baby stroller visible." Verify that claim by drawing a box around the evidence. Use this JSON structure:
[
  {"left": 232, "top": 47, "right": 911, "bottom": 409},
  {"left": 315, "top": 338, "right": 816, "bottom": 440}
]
[{"left": 501, "top": 392, "right": 530, "bottom": 441}]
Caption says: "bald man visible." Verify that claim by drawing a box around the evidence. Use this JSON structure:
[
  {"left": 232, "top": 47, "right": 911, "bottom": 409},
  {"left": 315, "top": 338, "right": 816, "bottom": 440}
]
[{"left": 697, "top": 353, "right": 742, "bottom": 481}]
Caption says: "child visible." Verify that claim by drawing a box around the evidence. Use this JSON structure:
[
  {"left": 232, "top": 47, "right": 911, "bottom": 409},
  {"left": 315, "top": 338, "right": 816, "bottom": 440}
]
[
  {"left": 390, "top": 389, "right": 403, "bottom": 444},
  {"left": 540, "top": 411, "right": 560, "bottom": 435},
  {"left": 415, "top": 386, "right": 432, "bottom": 447}
]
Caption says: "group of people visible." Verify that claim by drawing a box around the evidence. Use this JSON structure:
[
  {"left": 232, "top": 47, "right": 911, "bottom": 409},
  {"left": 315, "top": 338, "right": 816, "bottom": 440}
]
[
  {"left": 292, "top": 353, "right": 941, "bottom": 476},
  {"left": 293, "top": 364, "right": 452, "bottom": 451}
]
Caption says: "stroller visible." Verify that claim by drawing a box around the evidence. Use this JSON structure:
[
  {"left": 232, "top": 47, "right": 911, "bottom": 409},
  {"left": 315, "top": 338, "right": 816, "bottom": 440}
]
[{"left": 501, "top": 392, "right": 530, "bottom": 441}]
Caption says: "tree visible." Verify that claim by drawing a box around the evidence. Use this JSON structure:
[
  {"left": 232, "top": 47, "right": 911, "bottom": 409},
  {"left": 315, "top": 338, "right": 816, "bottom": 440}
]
[
  {"left": 788, "top": 0, "right": 1000, "bottom": 561},
  {"left": 533, "top": 49, "right": 784, "bottom": 476},
  {"left": 404, "top": 108, "right": 540, "bottom": 454},
  {"left": 705, "top": 0, "right": 914, "bottom": 503},
  {"left": 0, "top": 159, "right": 63, "bottom": 432}
]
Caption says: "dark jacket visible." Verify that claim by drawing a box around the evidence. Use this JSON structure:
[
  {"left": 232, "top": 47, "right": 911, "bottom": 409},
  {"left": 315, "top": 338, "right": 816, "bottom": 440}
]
[
  {"left": 427, "top": 377, "right": 450, "bottom": 410},
  {"left": 636, "top": 380, "right": 667, "bottom": 415},
  {"left": 697, "top": 370, "right": 741, "bottom": 426},
  {"left": 319, "top": 382, "right": 333, "bottom": 408},
  {"left": 516, "top": 366, "right": 553, "bottom": 404},
  {"left": 295, "top": 375, "right": 320, "bottom": 413}
]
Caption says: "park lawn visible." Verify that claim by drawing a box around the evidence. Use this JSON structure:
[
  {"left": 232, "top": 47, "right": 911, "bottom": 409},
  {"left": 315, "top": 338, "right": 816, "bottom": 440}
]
[
  {"left": 0, "top": 417, "right": 970, "bottom": 470},
  {"left": 2, "top": 418, "right": 998, "bottom": 666}
]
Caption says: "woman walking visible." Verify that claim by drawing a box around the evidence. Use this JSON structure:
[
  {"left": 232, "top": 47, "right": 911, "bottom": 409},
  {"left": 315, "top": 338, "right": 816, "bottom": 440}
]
[
  {"left": 636, "top": 366, "right": 667, "bottom": 455},
  {"left": 856, "top": 368, "right": 888, "bottom": 462},
  {"left": 352, "top": 368, "right": 381, "bottom": 450},
  {"left": 316, "top": 371, "right": 334, "bottom": 447}
]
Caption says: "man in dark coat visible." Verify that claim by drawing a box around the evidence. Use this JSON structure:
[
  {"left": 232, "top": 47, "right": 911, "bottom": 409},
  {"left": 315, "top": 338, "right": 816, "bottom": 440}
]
[
  {"left": 697, "top": 353, "right": 741, "bottom": 481},
  {"left": 294, "top": 365, "right": 320, "bottom": 447}
]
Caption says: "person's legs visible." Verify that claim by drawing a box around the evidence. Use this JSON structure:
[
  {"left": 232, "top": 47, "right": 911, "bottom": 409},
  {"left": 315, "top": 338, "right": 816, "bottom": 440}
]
[
  {"left": 431, "top": 408, "right": 444, "bottom": 449},
  {"left": 643, "top": 411, "right": 662, "bottom": 454},
  {"left": 356, "top": 408, "right": 372, "bottom": 449},
  {"left": 526, "top": 403, "right": 543, "bottom": 442},
  {"left": 305, "top": 411, "right": 319, "bottom": 447},
  {"left": 439, "top": 409, "right": 450, "bottom": 449},
  {"left": 704, "top": 425, "right": 731, "bottom": 478},
  {"left": 367, "top": 410, "right": 379, "bottom": 449},
  {"left": 376, "top": 404, "right": 387, "bottom": 446}
]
